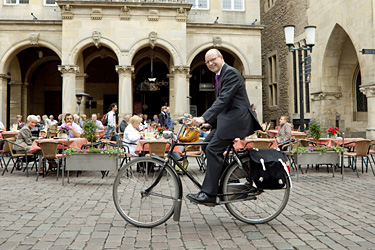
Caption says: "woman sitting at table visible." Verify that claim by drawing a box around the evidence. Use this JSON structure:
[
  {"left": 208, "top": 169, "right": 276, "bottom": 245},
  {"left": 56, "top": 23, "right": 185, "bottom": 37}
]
[
  {"left": 123, "top": 115, "right": 144, "bottom": 156},
  {"left": 276, "top": 115, "right": 292, "bottom": 148},
  {"left": 13, "top": 115, "right": 38, "bottom": 153}
]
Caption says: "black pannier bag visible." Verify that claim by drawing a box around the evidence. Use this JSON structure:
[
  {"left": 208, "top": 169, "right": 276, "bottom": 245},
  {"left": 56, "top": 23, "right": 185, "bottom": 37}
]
[{"left": 247, "top": 148, "right": 292, "bottom": 189}]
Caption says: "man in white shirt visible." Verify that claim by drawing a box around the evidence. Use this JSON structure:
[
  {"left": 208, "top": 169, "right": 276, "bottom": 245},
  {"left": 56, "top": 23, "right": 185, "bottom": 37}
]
[
  {"left": 62, "top": 113, "right": 82, "bottom": 138},
  {"left": 105, "top": 103, "right": 118, "bottom": 141},
  {"left": 49, "top": 115, "right": 58, "bottom": 125},
  {"left": 92, "top": 113, "right": 104, "bottom": 130}
]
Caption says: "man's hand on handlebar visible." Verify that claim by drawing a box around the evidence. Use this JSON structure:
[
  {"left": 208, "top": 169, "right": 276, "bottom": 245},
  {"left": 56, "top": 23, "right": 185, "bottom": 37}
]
[{"left": 192, "top": 117, "right": 205, "bottom": 127}]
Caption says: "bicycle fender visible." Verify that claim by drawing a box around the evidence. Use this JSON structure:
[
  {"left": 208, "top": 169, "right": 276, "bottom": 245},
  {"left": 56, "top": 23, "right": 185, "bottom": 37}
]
[{"left": 173, "top": 199, "right": 182, "bottom": 221}]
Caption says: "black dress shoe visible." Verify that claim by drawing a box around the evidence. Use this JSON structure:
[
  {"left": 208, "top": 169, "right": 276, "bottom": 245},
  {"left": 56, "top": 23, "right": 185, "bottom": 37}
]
[{"left": 186, "top": 191, "right": 217, "bottom": 206}]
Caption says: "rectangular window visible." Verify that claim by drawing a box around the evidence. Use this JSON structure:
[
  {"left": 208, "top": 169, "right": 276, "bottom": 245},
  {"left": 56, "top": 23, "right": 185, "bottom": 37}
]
[
  {"left": 188, "top": 0, "right": 209, "bottom": 9},
  {"left": 222, "top": 0, "right": 244, "bottom": 11},
  {"left": 4, "top": 0, "right": 29, "bottom": 4},
  {"left": 267, "top": 54, "right": 278, "bottom": 106},
  {"left": 45, "top": 0, "right": 56, "bottom": 5}
]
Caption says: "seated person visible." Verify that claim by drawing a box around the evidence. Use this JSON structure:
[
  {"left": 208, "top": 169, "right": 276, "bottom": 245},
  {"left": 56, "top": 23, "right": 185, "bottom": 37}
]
[
  {"left": 276, "top": 116, "right": 292, "bottom": 147},
  {"left": 73, "top": 114, "right": 81, "bottom": 127},
  {"left": 123, "top": 115, "right": 144, "bottom": 156},
  {"left": 178, "top": 115, "right": 200, "bottom": 151},
  {"left": 0, "top": 121, "right": 5, "bottom": 131},
  {"left": 13, "top": 115, "right": 38, "bottom": 153},
  {"left": 171, "top": 115, "right": 200, "bottom": 162},
  {"left": 91, "top": 113, "right": 104, "bottom": 130},
  {"left": 62, "top": 113, "right": 82, "bottom": 138},
  {"left": 11, "top": 115, "right": 25, "bottom": 131},
  {"left": 80, "top": 114, "right": 87, "bottom": 127},
  {"left": 39, "top": 129, "right": 48, "bottom": 139},
  {"left": 42, "top": 115, "right": 51, "bottom": 130},
  {"left": 119, "top": 114, "right": 130, "bottom": 133}
]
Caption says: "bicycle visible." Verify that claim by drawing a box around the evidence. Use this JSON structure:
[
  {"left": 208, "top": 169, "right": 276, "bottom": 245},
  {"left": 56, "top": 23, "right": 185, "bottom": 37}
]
[{"left": 113, "top": 117, "right": 291, "bottom": 228}]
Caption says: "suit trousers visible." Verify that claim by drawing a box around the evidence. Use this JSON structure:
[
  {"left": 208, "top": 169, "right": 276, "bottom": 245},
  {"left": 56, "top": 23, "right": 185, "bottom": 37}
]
[{"left": 201, "top": 129, "right": 234, "bottom": 196}]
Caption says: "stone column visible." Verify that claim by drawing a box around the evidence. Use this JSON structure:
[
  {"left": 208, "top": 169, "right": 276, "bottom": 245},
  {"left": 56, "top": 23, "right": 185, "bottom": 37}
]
[
  {"left": 76, "top": 73, "right": 87, "bottom": 116},
  {"left": 22, "top": 83, "right": 28, "bottom": 119},
  {"left": 360, "top": 85, "right": 375, "bottom": 139},
  {"left": 116, "top": 65, "right": 134, "bottom": 118},
  {"left": 0, "top": 74, "right": 10, "bottom": 126},
  {"left": 9, "top": 80, "right": 23, "bottom": 123},
  {"left": 170, "top": 66, "right": 190, "bottom": 119},
  {"left": 244, "top": 75, "right": 263, "bottom": 123},
  {"left": 58, "top": 65, "right": 80, "bottom": 115}
]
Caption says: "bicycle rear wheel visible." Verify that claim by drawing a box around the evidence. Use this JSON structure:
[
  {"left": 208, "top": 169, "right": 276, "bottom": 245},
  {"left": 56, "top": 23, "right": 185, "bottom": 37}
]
[
  {"left": 113, "top": 157, "right": 180, "bottom": 228},
  {"left": 222, "top": 156, "right": 290, "bottom": 224}
]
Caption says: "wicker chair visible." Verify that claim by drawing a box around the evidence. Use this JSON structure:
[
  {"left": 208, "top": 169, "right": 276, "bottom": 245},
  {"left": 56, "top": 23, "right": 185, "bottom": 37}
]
[
  {"left": 244, "top": 139, "right": 273, "bottom": 149},
  {"left": 142, "top": 141, "right": 170, "bottom": 158},
  {"left": 48, "top": 124, "right": 58, "bottom": 138},
  {"left": 1, "top": 139, "right": 14, "bottom": 175},
  {"left": 38, "top": 141, "right": 66, "bottom": 181},
  {"left": 141, "top": 141, "right": 170, "bottom": 178},
  {"left": 343, "top": 139, "right": 372, "bottom": 177},
  {"left": 5, "top": 138, "right": 37, "bottom": 177},
  {"left": 185, "top": 147, "right": 207, "bottom": 173}
]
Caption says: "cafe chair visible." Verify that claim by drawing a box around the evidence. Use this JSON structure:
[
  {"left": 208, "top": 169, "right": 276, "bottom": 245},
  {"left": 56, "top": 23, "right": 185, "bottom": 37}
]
[
  {"left": 343, "top": 139, "right": 372, "bottom": 177},
  {"left": 367, "top": 140, "right": 375, "bottom": 176},
  {"left": 142, "top": 141, "right": 171, "bottom": 178},
  {"left": 1, "top": 139, "right": 14, "bottom": 175},
  {"left": 185, "top": 147, "right": 207, "bottom": 173},
  {"left": 5, "top": 138, "right": 37, "bottom": 177},
  {"left": 244, "top": 139, "right": 273, "bottom": 149},
  {"left": 2, "top": 133, "right": 17, "bottom": 140},
  {"left": 38, "top": 141, "right": 67, "bottom": 181},
  {"left": 142, "top": 141, "right": 171, "bottom": 158},
  {"left": 48, "top": 124, "right": 58, "bottom": 138}
]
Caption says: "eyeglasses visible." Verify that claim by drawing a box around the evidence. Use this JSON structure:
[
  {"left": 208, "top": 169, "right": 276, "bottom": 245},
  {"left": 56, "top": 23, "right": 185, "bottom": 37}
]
[{"left": 205, "top": 56, "right": 220, "bottom": 65}]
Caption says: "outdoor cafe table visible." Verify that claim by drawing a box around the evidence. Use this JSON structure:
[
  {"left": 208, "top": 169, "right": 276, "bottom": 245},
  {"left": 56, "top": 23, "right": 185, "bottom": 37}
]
[
  {"left": 267, "top": 129, "right": 306, "bottom": 138},
  {"left": 310, "top": 138, "right": 364, "bottom": 147},
  {"left": 134, "top": 139, "right": 183, "bottom": 156},
  {"left": 233, "top": 138, "right": 278, "bottom": 150},
  {"left": 30, "top": 138, "right": 89, "bottom": 154}
]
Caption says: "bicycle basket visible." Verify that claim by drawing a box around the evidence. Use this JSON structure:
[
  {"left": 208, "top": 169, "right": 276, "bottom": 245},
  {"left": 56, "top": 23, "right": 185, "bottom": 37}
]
[{"left": 247, "top": 148, "right": 291, "bottom": 190}]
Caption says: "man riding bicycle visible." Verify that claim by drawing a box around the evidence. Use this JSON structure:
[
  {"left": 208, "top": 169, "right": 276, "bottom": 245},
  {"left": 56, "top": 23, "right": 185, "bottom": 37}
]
[{"left": 187, "top": 49, "right": 261, "bottom": 205}]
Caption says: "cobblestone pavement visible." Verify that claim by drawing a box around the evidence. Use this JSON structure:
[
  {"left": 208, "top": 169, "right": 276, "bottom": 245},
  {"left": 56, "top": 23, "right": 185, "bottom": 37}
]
[{"left": 1, "top": 158, "right": 375, "bottom": 250}]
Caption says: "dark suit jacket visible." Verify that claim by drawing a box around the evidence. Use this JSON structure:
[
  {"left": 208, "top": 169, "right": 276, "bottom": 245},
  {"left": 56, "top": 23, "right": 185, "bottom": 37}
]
[
  {"left": 202, "top": 63, "right": 261, "bottom": 140},
  {"left": 158, "top": 112, "right": 166, "bottom": 127}
]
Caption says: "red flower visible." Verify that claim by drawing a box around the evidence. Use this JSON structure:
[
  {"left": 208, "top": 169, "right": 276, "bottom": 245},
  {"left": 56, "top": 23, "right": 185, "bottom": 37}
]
[{"left": 328, "top": 126, "right": 339, "bottom": 135}]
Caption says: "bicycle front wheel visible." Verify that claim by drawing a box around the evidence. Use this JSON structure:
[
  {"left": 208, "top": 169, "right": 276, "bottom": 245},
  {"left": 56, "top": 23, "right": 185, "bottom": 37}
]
[
  {"left": 222, "top": 156, "right": 290, "bottom": 224},
  {"left": 113, "top": 157, "right": 180, "bottom": 228}
]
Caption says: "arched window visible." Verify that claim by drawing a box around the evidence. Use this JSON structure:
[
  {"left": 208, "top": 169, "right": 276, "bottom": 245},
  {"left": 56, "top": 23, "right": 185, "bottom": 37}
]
[{"left": 353, "top": 65, "right": 367, "bottom": 121}]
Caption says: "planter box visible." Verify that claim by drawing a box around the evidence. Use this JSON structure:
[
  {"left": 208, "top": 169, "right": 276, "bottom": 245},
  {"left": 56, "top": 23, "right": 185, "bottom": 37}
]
[
  {"left": 294, "top": 151, "right": 340, "bottom": 166},
  {"left": 65, "top": 153, "right": 118, "bottom": 171},
  {"left": 63, "top": 153, "right": 119, "bottom": 185}
]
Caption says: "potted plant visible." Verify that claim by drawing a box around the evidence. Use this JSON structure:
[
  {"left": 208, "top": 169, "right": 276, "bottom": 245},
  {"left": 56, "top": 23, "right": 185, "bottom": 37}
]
[
  {"left": 307, "top": 119, "right": 322, "bottom": 141},
  {"left": 81, "top": 119, "right": 99, "bottom": 146},
  {"left": 327, "top": 126, "right": 340, "bottom": 138},
  {"left": 152, "top": 123, "right": 167, "bottom": 138},
  {"left": 58, "top": 124, "right": 71, "bottom": 138}
]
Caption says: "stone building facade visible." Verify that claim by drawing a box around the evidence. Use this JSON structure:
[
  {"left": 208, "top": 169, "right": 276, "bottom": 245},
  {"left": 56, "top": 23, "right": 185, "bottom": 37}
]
[
  {"left": 261, "top": 0, "right": 374, "bottom": 138},
  {"left": 0, "top": 0, "right": 263, "bottom": 129}
]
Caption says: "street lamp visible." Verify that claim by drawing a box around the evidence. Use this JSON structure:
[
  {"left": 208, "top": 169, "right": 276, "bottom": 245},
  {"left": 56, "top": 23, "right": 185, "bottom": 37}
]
[
  {"left": 88, "top": 96, "right": 94, "bottom": 116},
  {"left": 283, "top": 25, "right": 316, "bottom": 132},
  {"left": 75, "top": 93, "right": 91, "bottom": 117}
]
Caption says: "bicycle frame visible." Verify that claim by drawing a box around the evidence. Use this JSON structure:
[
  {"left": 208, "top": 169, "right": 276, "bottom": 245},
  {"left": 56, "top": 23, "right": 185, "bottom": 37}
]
[{"left": 143, "top": 120, "right": 247, "bottom": 199}]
